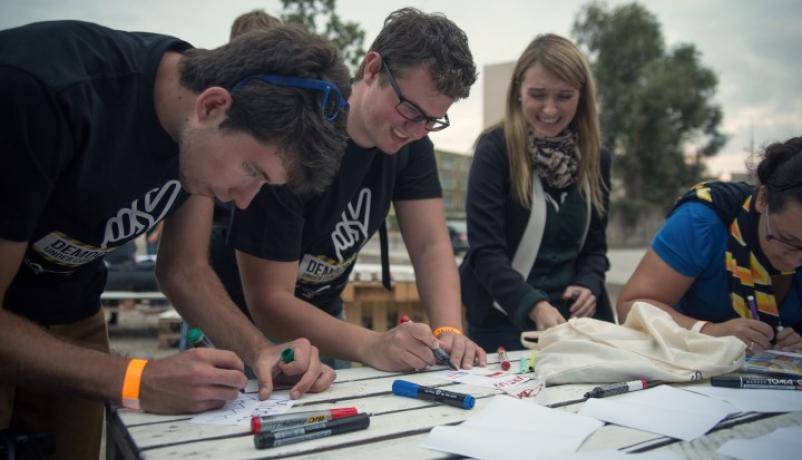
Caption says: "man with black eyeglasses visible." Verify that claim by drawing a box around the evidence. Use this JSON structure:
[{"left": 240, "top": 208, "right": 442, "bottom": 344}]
[
  {"left": 0, "top": 21, "right": 349, "bottom": 459},
  {"left": 203, "top": 8, "right": 488, "bottom": 372}
]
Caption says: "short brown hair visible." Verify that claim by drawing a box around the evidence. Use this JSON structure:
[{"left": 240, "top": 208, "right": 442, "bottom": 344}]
[
  {"left": 230, "top": 9, "right": 282, "bottom": 41},
  {"left": 180, "top": 25, "right": 351, "bottom": 194},
  {"left": 355, "top": 7, "right": 476, "bottom": 100}
]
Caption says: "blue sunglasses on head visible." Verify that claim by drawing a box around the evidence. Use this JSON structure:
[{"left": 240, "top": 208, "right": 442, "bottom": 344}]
[{"left": 230, "top": 74, "right": 348, "bottom": 122}]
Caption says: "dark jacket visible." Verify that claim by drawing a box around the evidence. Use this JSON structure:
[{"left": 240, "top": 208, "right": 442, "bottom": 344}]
[{"left": 460, "top": 127, "right": 613, "bottom": 330}]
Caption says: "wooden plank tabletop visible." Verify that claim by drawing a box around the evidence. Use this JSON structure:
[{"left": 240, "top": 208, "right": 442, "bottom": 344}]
[{"left": 107, "top": 350, "right": 801, "bottom": 459}]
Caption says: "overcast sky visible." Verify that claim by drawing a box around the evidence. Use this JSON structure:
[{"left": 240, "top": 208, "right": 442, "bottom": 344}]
[{"left": 3, "top": 0, "right": 800, "bottom": 176}]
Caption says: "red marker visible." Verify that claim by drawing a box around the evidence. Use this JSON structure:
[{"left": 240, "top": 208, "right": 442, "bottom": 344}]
[
  {"left": 251, "top": 407, "right": 358, "bottom": 433},
  {"left": 497, "top": 346, "right": 510, "bottom": 371}
]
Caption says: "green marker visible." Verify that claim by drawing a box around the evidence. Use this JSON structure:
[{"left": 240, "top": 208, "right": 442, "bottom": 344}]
[
  {"left": 186, "top": 327, "right": 213, "bottom": 348},
  {"left": 281, "top": 347, "right": 295, "bottom": 364}
]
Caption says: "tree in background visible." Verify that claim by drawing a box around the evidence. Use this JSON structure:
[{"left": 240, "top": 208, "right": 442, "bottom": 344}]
[
  {"left": 573, "top": 2, "right": 727, "bottom": 216},
  {"left": 279, "top": 0, "right": 366, "bottom": 71}
]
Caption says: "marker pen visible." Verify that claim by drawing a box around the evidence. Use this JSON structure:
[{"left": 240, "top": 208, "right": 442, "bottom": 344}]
[
  {"left": 711, "top": 373, "right": 802, "bottom": 390},
  {"left": 519, "top": 357, "right": 529, "bottom": 374},
  {"left": 584, "top": 379, "right": 654, "bottom": 398},
  {"left": 496, "top": 346, "right": 510, "bottom": 371},
  {"left": 747, "top": 295, "right": 760, "bottom": 321},
  {"left": 280, "top": 347, "right": 295, "bottom": 364},
  {"left": 528, "top": 351, "right": 537, "bottom": 372},
  {"left": 253, "top": 413, "right": 370, "bottom": 449},
  {"left": 186, "top": 327, "right": 214, "bottom": 348},
  {"left": 251, "top": 407, "right": 358, "bottom": 433},
  {"left": 392, "top": 379, "right": 475, "bottom": 409},
  {"left": 398, "top": 316, "right": 457, "bottom": 370}
]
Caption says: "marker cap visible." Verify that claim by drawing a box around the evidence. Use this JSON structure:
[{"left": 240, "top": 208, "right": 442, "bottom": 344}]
[
  {"left": 330, "top": 407, "right": 358, "bottom": 419},
  {"left": 392, "top": 379, "right": 419, "bottom": 399}
]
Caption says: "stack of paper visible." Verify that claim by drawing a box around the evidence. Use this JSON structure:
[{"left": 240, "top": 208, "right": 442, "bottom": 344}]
[
  {"left": 683, "top": 384, "right": 802, "bottom": 413},
  {"left": 421, "top": 396, "right": 603, "bottom": 460},
  {"left": 578, "top": 385, "right": 733, "bottom": 441}
]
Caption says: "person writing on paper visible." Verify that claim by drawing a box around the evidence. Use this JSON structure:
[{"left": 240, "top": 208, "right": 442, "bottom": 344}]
[
  {"left": 209, "top": 8, "right": 488, "bottom": 371},
  {"left": 459, "top": 34, "right": 613, "bottom": 352},
  {"left": 0, "top": 21, "right": 348, "bottom": 459},
  {"left": 618, "top": 137, "right": 802, "bottom": 353}
]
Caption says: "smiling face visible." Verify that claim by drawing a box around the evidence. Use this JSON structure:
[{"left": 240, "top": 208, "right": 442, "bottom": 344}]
[
  {"left": 518, "top": 62, "right": 580, "bottom": 138},
  {"left": 349, "top": 53, "right": 455, "bottom": 154}
]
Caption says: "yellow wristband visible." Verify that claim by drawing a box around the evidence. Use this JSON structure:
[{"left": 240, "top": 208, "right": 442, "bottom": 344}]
[
  {"left": 432, "top": 326, "right": 463, "bottom": 338},
  {"left": 121, "top": 359, "right": 148, "bottom": 410}
]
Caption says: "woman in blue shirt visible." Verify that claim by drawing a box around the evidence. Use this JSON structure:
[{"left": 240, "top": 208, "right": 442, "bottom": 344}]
[{"left": 618, "top": 137, "right": 802, "bottom": 353}]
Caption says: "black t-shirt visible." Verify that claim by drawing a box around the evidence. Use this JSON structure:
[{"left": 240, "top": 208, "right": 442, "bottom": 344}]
[
  {"left": 0, "top": 21, "right": 192, "bottom": 325},
  {"left": 230, "top": 137, "right": 442, "bottom": 313}
]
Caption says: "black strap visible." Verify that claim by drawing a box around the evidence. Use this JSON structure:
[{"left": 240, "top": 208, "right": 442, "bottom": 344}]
[{"left": 379, "top": 222, "right": 392, "bottom": 290}]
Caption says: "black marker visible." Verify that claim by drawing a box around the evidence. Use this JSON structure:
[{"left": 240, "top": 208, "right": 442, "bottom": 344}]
[
  {"left": 392, "top": 379, "right": 475, "bottom": 409},
  {"left": 711, "top": 373, "right": 802, "bottom": 390},
  {"left": 253, "top": 412, "right": 370, "bottom": 449},
  {"left": 585, "top": 379, "right": 657, "bottom": 398}
]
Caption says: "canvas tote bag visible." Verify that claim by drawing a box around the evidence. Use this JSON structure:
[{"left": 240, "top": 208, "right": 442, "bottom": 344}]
[{"left": 520, "top": 301, "right": 745, "bottom": 384}]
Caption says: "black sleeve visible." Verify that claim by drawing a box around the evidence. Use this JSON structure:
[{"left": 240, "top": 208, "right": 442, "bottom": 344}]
[
  {"left": 392, "top": 136, "right": 442, "bottom": 201},
  {"left": 571, "top": 148, "right": 612, "bottom": 298},
  {"left": 230, "top": 185, "right": 306, "bottom": 262},
  {"left": 0, "top": 66, "right": 71, "bottom": 241},
  {"left": 464, "top": 131, "right": 548, "bottom": 330}
]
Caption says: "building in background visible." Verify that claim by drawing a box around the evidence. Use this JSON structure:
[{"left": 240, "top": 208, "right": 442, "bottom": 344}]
[{"left": 434, "top": 148, "right": 472, "bottom": 221}]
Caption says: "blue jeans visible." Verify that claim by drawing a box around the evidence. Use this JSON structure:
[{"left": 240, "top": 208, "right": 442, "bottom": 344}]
[{"left": 468, "top": 322, "right": 526, "bottom": 352}]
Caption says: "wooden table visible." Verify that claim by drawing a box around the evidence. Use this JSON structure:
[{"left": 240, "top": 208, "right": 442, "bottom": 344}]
[{"left": 106, "top": 350, "right": 802, "bottom": 459}]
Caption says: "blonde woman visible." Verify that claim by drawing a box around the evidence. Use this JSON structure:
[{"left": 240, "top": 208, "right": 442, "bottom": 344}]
[{"left": 459, "top": 34, "right": 612, "bottom": 351}]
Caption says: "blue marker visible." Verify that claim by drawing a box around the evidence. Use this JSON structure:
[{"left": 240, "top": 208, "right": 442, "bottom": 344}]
[{"left": 392, "top": 379, "right": 475, "bottom": 409}]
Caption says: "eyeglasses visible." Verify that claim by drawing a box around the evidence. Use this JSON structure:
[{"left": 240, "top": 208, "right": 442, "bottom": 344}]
[
  {"left": 230, "top": 74, "right": 348, "bottom": 122},
  {"left": 764, "top": 205, "right": 802, "bottom": 252},
  {"left": 380, "top": 60, "right": 450, "bottom": 132}
]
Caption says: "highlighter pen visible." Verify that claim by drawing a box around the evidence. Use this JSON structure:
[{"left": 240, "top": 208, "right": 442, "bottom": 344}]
[
  {"left": 528, "top": 351, "right": 537, "bottom": 372},
  {"left": 398, "top": 316, "right": 457, "bottom": 370},
  {"left": 253, "top": 413, "right": 370, "bottom": 449},
  {"left": 497, "top": 346, "right": 511, "bottom": 371},
  {"left": 585, "top": 379, "right": 655, "bottom": 398},
  {"left": 251, "top": 407, "right": 358, "bottom": 433},
  {"left": 519, "top": 357, "right": 529, "bottom": 374},
  {"left": 392, "top": 379, "right": 475, "bottom": 409},
  {"left": 711, "top": 373, "right": 802, "bottom": 390}
]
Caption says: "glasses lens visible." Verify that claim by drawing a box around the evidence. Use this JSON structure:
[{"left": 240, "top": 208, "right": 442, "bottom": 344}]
[
  {"left": 397, "top": 101, "right": 423, "bottom": 121},
  {"left": 426, "top": 119, "right": 449, "bottom": 132}
]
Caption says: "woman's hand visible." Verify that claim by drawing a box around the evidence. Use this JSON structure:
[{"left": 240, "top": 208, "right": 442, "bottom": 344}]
[
  {"left": 529, "top": 301, "right": 566, "bottom": 331},
  {"left": 705, "top": 318, "right": 774, "bottom": 352},
  {"left": 563, "top": 285, "right": 596, "bottom": 318}
]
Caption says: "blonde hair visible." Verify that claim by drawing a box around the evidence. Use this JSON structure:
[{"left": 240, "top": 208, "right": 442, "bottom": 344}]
[{"left": 496, "top": 34, "right": 604, "bottom": 213}]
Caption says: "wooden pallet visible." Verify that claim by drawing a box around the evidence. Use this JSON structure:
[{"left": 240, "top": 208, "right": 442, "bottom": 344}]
[{"left": 157, "top": 309, "right": 182, "bottom": 349}]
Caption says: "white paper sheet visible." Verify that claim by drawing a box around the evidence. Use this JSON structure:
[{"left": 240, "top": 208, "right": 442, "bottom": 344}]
[
  {"left": 540, "top": 450, "right": 685, "bottom": 460},
  {"left": 438, "top": 368, "right": 546, "bottom": 399},
  {"left": 578, "top": 385, "right": 732, "bottom": 441},
  {"left": 421, "top": 395, "right": 603, "bottom": 460},
  {"left": 682, "top": 383, "right": 802, "bottom": 413},
  {"left": 190, "top": 390, "right": 293, "bottom": 427},
  {"left": 717, "top": 426, "right": 802, "bottom": 460}
]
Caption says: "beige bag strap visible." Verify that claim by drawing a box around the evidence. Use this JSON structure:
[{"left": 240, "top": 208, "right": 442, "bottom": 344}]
[{"left": 493, "top": 176, "right": 546, "bottom": 315}]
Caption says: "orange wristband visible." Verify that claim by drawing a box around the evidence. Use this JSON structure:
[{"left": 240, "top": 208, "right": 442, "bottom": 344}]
[
  {"left": 432, "top": 326, "right": 463, "bottom": 338},
  {"left": 121, "top": 359, "right": 148, "bottom": 410}
]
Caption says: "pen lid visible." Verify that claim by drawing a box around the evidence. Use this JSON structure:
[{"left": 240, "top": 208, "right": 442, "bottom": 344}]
[{"left": 392, "top": 379, "right": 419, "bottom": 398}]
